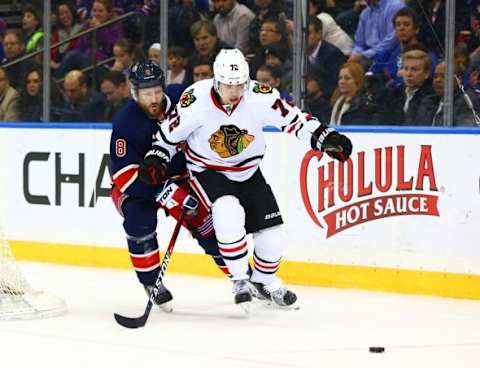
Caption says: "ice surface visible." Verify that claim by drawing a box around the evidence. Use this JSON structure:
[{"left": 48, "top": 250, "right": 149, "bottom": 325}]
[{"left": 2, "top": 262, "right": 480, "bottom": 368}]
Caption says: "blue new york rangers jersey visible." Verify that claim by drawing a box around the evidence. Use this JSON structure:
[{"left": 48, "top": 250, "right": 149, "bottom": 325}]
[{"left": 110, "top": 96, "right": 179, "bottom": 200}]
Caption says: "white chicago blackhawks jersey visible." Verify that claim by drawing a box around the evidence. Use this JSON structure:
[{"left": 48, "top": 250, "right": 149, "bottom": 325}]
[{"left": 155, "top": 78, "right": 322, "bottom": 181}]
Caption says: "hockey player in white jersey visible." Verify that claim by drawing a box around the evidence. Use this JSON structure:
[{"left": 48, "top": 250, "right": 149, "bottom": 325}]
[{"left": 142, "top": 49, "right": 352, "bottom": 307}]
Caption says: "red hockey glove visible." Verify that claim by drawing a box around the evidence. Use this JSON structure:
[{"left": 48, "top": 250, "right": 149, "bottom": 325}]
[{"left": 156, "top": 181, "right": 199, "bottom": 217}]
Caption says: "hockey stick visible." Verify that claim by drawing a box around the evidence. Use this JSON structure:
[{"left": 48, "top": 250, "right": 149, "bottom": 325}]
[
  {"left": 114, "top": 211, "right": 186, "bottom": 329},
  {"left": 166, "top": 172, "right": 190, "bottom": 182}
]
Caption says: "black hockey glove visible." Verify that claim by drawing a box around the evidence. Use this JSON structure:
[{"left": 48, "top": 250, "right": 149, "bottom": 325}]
[
  {"left": 311, "top": 126, "right": 352, "bottom": 162},
  {"left": 138, "top": 149, "right": 170, "bottom": 185}
]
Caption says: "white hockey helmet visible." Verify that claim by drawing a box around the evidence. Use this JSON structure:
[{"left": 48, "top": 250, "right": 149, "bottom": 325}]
[{"left": 213, "top": 48, "right": 250, "bottom": 93}]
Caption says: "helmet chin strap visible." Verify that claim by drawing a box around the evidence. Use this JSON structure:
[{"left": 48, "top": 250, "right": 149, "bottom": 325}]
[
  {"left": 130, "top": 88, "right": 138, "bottom": 102},
  {"left": 213, "top": 80, "right": 227, "bottom": 105},
  {"left": 213, "top": 78, "right": 221, "bottom": 95},
  {"left": 131, "top": 86, "right": 138, "bottom": 102}
]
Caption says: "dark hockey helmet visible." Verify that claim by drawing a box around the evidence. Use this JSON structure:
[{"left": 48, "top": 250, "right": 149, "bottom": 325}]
[{"left": 128, "top": 61, "right": 166, "bottom": 100}]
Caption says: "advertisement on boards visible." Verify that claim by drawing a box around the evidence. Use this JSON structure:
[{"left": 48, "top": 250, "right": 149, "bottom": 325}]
[{"left": 1, "top": 126, "right": 479, "bottom": 274}]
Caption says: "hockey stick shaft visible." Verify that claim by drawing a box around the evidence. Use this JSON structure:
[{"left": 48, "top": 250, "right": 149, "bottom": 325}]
[
  {"left": 114, "top": 212, "right": 186, "bottom": 329},
  {"left": 166, "top": 172, "right": 190, "bottom": 182}
]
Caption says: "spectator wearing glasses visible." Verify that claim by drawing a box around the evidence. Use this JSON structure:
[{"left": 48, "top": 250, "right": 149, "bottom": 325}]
[
  {"left": 247, "top": 0, "right": 288, "bottom": 58},
  {"left": 1, "top": 30, "right": 27, "bottom": 90},
  {"left": 249, "top": 17, "right": 290, "bottom": 77}
]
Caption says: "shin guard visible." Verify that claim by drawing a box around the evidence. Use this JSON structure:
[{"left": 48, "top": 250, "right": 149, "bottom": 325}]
[
  {"left": 250, "top": 225, "right": 284, "bottom": 285},
  {"left": 212, "top": 196, "right": 249, "bottom": 280},
  {"left": 126, "top": 231, "right": 160, "bottom": 286}
]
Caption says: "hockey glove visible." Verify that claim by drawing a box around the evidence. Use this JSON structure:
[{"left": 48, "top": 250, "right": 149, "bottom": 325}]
[
  {"left": 311, "top": 126, "right": 352, "bottom": 162},
  {"left": 156, "top": 181, "right": 199, "bottom": 217},
  {"left": 138, "top": 149, "right": 170, "bottom": 185}
]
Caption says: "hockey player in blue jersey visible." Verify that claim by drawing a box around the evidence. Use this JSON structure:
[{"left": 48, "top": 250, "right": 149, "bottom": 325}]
[{"left": 110, "top": 61, "right": 229, "bottom": 312}]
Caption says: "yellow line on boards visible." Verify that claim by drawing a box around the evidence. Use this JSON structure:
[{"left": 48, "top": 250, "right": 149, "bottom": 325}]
[
  {"left": 9, "top": 240, "right": 480, "bottom": 300},
  {"left": 9, "top": 240, "right": 224, "bottom": 277}
]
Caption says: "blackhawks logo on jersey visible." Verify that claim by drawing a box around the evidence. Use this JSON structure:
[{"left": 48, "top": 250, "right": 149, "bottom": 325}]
[
  {"left": 208, "top": 125, "right": 255, "bottom": 158},
  {"left": 253, "top": 82, "right": 273, "bottom": 94},
  {"left": 180, "top": 89, "right": 196, "bottom": 108}
]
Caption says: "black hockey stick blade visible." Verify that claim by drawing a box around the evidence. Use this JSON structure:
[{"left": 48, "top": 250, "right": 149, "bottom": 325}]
[
  {"left": 113, "top": 303, "right": 153, "bottom": 329},
  {"left": 114, "top": 312, "right": 146, "bottom": 328}
]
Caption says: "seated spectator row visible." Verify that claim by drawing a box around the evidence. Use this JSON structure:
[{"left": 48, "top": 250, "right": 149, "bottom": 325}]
[{"left": 0, "top": 0, "right": 478, "bottom": 127}]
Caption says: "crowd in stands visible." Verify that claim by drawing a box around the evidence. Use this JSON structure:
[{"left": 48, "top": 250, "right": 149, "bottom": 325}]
[{"left": 1, "top": 0, "right": 480, "bottom": 126}]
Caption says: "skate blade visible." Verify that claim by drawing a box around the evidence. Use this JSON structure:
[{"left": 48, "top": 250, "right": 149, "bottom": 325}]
[
  {"left": 238, "top": 301, "right": 251, "bottom": 315},
  {"left": 261, "top": 300, "right": 300, "bottom": 311},
  {"left": 235, "top": 299, "right": 252, "bottom": 315},
  {"left": 158, "top": 301, "right": 173, "bottom": 313}
]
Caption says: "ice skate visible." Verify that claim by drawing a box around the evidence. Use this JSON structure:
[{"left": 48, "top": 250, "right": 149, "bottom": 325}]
[
  {"left": 251, "top": 277, "right": 298, "bottom": 309},
  {"left": 232, "top": 279, "right": 255, "bottom": 313},
  {"left": 144, "top": 283, "right": 173, "bottom": 313}
]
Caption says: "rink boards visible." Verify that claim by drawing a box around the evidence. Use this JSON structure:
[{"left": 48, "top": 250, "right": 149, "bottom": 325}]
[{"left": 1, "top": 123, "right": 480, "bottom": 299}]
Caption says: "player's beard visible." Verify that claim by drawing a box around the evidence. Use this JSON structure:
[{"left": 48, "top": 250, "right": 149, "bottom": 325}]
[
  {"left": 147, "top": 103, "right": 160, "bottom": 117},
  {"left": 139, "top": 101, "right": 162, "bottom": 118}
]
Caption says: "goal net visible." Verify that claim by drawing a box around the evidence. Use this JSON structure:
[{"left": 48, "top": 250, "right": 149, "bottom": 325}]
[{"left": 0, "top": 225, "right": 67, "bottom": 320}]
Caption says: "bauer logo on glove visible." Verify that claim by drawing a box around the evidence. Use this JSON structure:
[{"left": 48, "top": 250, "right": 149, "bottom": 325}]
[{"left": 138, "top": 150, "right": 170, "bottom": 185}]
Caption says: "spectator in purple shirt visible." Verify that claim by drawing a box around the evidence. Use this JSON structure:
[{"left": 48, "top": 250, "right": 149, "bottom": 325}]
[
  {"left": 77, "top": 0, "right": 124, "bottom": 61},
  {"left": 58, "top": 0, "right": 124, "bottom": 77}
]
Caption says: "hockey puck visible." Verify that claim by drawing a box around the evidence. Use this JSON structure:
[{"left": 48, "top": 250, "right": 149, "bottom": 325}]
[{"left": 369, "top": 346, "right": 385, "bottom": 353}]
